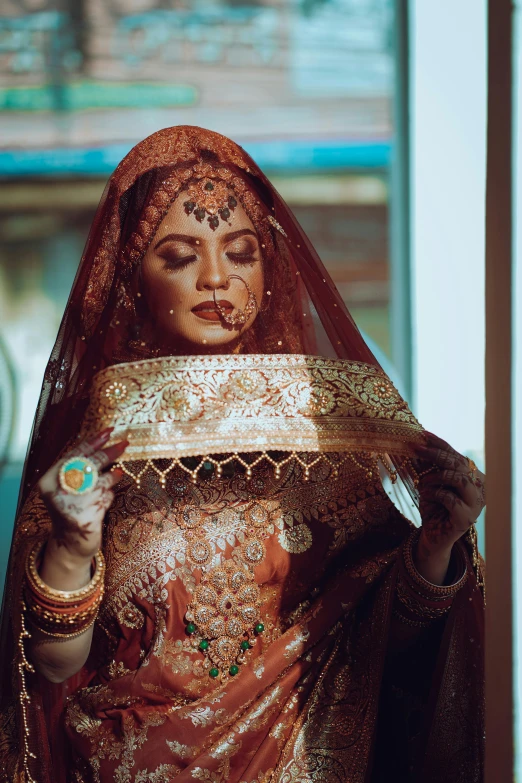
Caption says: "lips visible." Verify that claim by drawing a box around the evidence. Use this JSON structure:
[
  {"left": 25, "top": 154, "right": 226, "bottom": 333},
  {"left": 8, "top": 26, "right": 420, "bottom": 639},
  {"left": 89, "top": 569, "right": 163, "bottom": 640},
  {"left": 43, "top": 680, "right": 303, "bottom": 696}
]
[{"left": 192, "top": 300, "right": 233, "bottom": 321}]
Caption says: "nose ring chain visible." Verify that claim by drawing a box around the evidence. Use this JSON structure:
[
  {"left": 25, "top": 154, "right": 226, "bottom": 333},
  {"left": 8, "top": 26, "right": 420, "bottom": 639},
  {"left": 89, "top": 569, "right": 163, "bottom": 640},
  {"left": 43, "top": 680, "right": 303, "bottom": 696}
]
[{"left": 213, "top": 275, "right": 258, "bottom": 326}]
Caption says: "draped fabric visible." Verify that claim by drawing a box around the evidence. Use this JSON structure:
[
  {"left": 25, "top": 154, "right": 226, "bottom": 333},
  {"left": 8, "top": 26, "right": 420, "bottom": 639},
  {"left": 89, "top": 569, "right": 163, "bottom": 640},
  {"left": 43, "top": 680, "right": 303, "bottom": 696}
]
[{"left": 0, "top": 126, "right": 484, "bottom": 782}]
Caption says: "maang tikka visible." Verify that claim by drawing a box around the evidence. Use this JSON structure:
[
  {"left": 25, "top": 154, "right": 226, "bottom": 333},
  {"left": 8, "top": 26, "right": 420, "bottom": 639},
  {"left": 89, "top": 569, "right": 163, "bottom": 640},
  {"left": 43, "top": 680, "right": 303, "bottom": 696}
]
[
  {"left": 121, "top": 160, "right": 276, "bottom": 279},
  {"left": 183, "top": 178, "right": 238, "bottom": 230}
]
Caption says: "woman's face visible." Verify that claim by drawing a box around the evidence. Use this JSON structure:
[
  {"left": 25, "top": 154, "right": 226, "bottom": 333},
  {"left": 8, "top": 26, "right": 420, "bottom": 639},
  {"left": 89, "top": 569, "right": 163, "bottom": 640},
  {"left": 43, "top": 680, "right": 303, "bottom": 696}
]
[{"left": 140, "top": 191, "right": 264, "bottom": 349}]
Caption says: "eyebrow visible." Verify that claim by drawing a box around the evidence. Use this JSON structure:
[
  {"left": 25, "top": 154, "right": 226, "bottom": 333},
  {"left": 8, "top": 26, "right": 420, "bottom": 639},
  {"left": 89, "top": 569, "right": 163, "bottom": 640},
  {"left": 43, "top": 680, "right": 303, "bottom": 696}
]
[{"left": 154, "top": 228, "right": 258, "bottom": 251}]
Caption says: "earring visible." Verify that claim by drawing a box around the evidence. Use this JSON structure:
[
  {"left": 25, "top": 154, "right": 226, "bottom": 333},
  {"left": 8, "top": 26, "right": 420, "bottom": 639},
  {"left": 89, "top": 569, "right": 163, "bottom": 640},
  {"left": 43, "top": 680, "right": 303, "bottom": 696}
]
[{"left": 213, "top": 275, "right": 257, "bottom": 325}]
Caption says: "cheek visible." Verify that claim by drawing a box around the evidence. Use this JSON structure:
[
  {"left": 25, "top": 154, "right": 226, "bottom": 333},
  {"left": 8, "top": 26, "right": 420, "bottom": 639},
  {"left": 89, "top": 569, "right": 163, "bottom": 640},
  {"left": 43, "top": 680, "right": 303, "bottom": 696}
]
[
  {"left": 143, "top": 263, "right": 193, "bottom": 310},
  {"left": 243, "top": 262, "right": 264, "bottom": 300}
]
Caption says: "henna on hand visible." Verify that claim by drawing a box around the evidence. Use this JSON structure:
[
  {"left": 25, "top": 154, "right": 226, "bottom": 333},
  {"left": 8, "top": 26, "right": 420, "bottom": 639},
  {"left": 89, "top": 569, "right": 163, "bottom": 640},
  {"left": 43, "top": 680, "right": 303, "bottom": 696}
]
[
  {"left": 38, "top": 428, "right": 127, "bottom": 558},
  {"left": 412, "top": 431, "right": 486, "bottom": 552}
]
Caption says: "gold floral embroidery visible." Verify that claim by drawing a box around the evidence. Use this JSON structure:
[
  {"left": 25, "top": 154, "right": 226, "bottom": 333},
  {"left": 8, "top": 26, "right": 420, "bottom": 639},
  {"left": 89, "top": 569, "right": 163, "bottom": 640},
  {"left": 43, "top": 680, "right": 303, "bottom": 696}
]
[
  {"left": 241, "top": 771, "right": 274, "bottom": 783},
  {"left": 134, "top": 764, "right": 181, "bottom": 782},
  {"left": 191, "top": 761, "right": 231, "bottom": 782},
  {"left": 159, "top": 639, "right": 205, "bottom": 678},
  {"left": 182, "top": 705, "right": 227, "bottom": 728},
  {"left": 61, "top": 452, "right": 409, "bottom": 779},
  {"left": 65, "top": 702, "right": 103, "bottom": 741},
  {"left": 80, "top": 354, "right": 423, "bottom": 461},
  {"left": 166, "top": 739, "right": 197, "bottom": 759},
  {"left": 278, "top": 522, "right": 313, "bottom": 554},
  {"left": 117, "top": 603, "right": 144, "bottom": 630},
  {"left": 107, "top": 660, "right": 132, "bottom": 680},
  {"left": 209, "top": 735, "right": 242, "bottom": 760},
  {"left": 283, "top": 625, "right": 310, "bottom": 660},
  {"left": 235, "top": 686, "right": 283, "bottom": 735},
  {"left": 112, "top": 712, "right": 167, "bottom": 783},
  {"left": 348, "top": 550, "right": 397, "bottom": 583},
  {"left": 142, "top": 682, "right": 192, "bottom": 708}
]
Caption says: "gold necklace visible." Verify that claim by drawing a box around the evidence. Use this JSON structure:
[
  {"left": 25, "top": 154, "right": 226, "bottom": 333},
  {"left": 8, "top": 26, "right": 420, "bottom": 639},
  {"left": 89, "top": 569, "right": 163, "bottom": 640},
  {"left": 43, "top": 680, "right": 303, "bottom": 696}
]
[{"left": 178, "top": 500, "right": 274, "bottom": 681}]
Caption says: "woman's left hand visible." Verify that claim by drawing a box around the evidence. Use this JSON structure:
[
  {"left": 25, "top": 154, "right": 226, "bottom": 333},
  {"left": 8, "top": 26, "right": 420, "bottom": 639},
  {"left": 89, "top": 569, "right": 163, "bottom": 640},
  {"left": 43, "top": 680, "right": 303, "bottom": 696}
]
[{"left": 413, "top": 431, "right": 486, "bottom": 553}]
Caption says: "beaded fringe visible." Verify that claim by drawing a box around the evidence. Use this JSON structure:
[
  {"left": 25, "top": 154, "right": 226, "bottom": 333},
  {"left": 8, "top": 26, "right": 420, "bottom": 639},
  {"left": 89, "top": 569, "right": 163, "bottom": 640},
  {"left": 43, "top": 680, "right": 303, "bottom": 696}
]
[
  {"left": 18, "top": 601, "right": 37, "bottom": 783},
  {"left": 112, "top": 450, "right": 415, "bottom": 488}
]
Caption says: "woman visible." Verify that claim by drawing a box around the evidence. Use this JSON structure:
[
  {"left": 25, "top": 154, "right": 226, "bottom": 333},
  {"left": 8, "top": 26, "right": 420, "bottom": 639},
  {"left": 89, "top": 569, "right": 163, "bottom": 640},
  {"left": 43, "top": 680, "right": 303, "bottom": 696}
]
[{"left": 0, "top": 127, "right": 485, "bottom": 783}]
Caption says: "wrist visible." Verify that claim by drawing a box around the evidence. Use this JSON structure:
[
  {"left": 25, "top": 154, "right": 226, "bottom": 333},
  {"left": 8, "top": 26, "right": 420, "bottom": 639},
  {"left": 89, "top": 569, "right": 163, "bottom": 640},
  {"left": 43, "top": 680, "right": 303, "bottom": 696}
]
[
  {"left": 41, "top": 537, "right": 94, "bottom": 590},
  {"left": 47, "top": 530, "right": 100, "bottom": 562},
  {"left": 417, "top": 528, "right": 453, "bottom": 560},
  {"left": 414, "top": 529, "right": 452, "bottom": 586}
]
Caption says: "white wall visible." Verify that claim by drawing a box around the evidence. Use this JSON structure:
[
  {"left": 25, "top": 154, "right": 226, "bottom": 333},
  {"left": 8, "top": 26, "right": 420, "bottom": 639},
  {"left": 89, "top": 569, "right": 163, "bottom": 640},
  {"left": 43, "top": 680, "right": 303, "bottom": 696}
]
[{"left": 410, "top": 1, "right": 487, "bottom": 467}]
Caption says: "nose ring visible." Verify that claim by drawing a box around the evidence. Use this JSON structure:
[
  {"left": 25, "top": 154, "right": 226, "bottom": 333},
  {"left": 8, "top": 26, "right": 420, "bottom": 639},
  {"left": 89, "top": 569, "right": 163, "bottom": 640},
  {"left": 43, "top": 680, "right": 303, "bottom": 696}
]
[{"left": 213, "top": 275, "right": 258, "bottom": 326}]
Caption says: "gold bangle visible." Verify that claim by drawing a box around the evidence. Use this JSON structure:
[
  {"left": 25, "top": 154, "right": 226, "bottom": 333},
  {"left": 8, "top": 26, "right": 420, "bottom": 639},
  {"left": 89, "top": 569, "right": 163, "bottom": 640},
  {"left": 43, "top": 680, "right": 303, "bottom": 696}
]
[
  {"left": 404, "top": 528, "right": 468, "bottom": 599},
  {"left": 25, "top": 594, "right": 103, "bottom": 625},
  {"left": 392, "top": 606, "right": 432, "bottom": 629},
  {"left": 30, "top": 613, "right": 98, "bottom": 640},
  {"left": 25, "top": 542, "right": 105, "bottom": 605},
  {"left": 396, "top": 577, "right": 451, "bottom": 620},
  {"left": 25, "top": 596, "right": 102, "bottom": 636}
]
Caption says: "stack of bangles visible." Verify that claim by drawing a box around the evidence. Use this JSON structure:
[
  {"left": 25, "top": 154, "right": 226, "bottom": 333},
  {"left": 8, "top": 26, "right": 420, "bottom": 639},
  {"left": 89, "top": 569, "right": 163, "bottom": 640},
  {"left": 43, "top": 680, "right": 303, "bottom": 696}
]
[
  {"left": 394, "top": 528, "right": 468, "bottom": 629},
  {"left": 24, "top": 542, "right": 106, "bottom": 639}
]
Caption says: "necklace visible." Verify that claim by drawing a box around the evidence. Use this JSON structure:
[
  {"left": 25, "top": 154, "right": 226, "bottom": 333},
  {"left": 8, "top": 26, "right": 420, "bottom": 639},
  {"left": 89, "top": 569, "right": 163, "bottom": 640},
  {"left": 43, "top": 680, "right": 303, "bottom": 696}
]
[{"left": 177, "top": 500, "right": 275, "bottom": 681}]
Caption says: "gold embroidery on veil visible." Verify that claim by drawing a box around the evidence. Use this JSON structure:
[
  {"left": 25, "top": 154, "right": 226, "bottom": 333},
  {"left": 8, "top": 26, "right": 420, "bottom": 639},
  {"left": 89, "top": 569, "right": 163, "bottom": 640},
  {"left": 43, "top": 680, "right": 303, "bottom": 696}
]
[{"left": 80, "top": 354, "right": 424, "bottom": 463}]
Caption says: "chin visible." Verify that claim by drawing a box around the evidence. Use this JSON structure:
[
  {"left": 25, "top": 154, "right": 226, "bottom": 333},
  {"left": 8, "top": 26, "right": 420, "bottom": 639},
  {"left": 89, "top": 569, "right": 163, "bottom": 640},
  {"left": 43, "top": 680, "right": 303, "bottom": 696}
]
[{"left": 160, "top": 314, "right": 257, "bottom": 350}]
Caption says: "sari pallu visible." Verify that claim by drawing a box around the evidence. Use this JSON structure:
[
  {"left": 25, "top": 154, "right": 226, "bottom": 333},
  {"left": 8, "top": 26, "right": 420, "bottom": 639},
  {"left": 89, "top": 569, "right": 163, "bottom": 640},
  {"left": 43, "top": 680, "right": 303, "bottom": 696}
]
[{"left": 0, "top": 126, "right": 484, "bottom": 782}]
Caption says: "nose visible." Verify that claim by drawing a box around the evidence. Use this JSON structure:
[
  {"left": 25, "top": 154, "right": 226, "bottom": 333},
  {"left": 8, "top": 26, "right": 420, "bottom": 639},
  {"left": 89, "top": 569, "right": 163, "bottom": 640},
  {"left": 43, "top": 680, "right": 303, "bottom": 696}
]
[{"left": 196, "top": 250, "right": 230, "bottom": 293}]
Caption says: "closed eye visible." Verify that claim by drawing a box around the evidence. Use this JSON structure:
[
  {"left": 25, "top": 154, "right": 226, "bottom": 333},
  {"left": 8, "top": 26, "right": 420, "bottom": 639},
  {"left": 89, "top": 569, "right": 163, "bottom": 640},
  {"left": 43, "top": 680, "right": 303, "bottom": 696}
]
[
  {"left": 226, "top": 251, "right": 256, "bottom": 263},
  {"left": 163, "top": 254, "right": 197, "bottom": 271}
]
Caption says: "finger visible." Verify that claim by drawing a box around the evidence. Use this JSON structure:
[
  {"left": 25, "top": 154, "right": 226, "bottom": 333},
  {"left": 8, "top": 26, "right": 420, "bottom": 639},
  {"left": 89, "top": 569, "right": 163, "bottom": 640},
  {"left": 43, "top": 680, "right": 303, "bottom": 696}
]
[
  {"left": 433, "top": 488, "right": 475, "bottom": 528},
  {"left": 103, "top": 440, "right": 128, "bottom": 463},
  {"left": 68, "top": 428, "right": 114, "bottom": 459},
  {"left": 412, "top": 444, "right": 467, "bottom": 472},
  {"left": 419, "top": 468, "right": 478, "bottom": 507},
  {"left": 90, "top": 440, "right": 129, "bottom": 470}
]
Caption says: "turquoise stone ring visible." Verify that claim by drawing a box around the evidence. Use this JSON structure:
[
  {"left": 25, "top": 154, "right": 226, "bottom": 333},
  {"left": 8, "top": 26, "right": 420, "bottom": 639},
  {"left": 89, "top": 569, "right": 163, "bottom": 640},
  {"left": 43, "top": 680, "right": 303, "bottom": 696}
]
[{"left": 58, "top": 457, "right": 99, "bottom": 495}]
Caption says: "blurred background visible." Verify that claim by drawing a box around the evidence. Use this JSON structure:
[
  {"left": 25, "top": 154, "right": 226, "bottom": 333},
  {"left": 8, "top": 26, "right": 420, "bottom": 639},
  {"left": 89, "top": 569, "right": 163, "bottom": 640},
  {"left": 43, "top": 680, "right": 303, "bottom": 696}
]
[{"left": 0, "top": 0, "right": 487, "bottom": 588}]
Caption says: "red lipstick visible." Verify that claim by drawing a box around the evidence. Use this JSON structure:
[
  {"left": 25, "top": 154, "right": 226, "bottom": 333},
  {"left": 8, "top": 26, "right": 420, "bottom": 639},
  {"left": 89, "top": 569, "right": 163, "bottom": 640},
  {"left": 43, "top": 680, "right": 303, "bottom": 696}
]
[{"left": 192, "top": 300, "right": 233, "bottom": 321}]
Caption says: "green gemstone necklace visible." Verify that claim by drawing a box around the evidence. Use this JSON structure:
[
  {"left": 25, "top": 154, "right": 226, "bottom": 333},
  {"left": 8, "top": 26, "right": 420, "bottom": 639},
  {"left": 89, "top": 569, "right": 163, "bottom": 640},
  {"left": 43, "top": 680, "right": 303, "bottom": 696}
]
[{"left": 180, "top": 500, "right": 274, "bottom": 680}]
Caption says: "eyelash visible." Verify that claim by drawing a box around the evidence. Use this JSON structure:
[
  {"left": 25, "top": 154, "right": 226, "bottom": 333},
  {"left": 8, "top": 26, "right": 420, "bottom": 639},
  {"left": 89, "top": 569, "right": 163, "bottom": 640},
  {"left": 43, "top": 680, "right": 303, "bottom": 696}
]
[
  {"left": 163, "top": 250, "right": 257, "bottom": 271},
  {"left": 227, "top": 251, "right": 256, "bottom": 263},
  {"left": 164, "top": 255, "right": 197, "bottom": 272}
]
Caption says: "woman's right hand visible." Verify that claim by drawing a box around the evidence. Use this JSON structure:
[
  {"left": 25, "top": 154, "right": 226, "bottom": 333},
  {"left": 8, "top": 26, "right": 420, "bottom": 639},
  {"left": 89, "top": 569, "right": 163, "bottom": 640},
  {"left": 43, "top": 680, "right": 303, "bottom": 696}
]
[{"left": 38, "top": 428, "right": 128, "bottom": 562}]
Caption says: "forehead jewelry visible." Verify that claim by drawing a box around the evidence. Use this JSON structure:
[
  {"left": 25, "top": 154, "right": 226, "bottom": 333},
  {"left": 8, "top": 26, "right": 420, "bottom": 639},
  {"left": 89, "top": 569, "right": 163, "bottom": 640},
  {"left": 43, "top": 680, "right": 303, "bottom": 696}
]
[
  {"left": 213, "top": 275, "right": 257, "bottom": 326},
  {"left": 183, "top": 179, "right": 238, "bottom": 231},
  {"left": 58, "top": 457, "right": 99, "bottom": 495}
]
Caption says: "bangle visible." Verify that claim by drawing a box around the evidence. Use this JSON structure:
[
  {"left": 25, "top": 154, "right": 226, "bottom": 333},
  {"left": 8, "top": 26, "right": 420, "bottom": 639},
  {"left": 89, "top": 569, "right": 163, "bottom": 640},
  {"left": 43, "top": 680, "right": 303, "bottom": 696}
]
[
  {"left": 25, "top": 590, "right": 103, "bottom": 630},
  {"left": 396, "top": 576, "right": 451, "bottom": 620},
  {"left": 29, "top": 613, "right": 98, "bottom": 640},
  {"left": 24, "top": 541, "right": 105, "bottom": 637},
  {"left": 394, "top": 528, "right": 468, "bottom": 623},
  {"left": 404, "top": 528, "right": 468, "bottom": 599},
  {"left": 25, "top": 542, "right": 105, "bottom": 606},
  {"left": 392, "top": 606, "right": 432, "bottom": 629}
]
